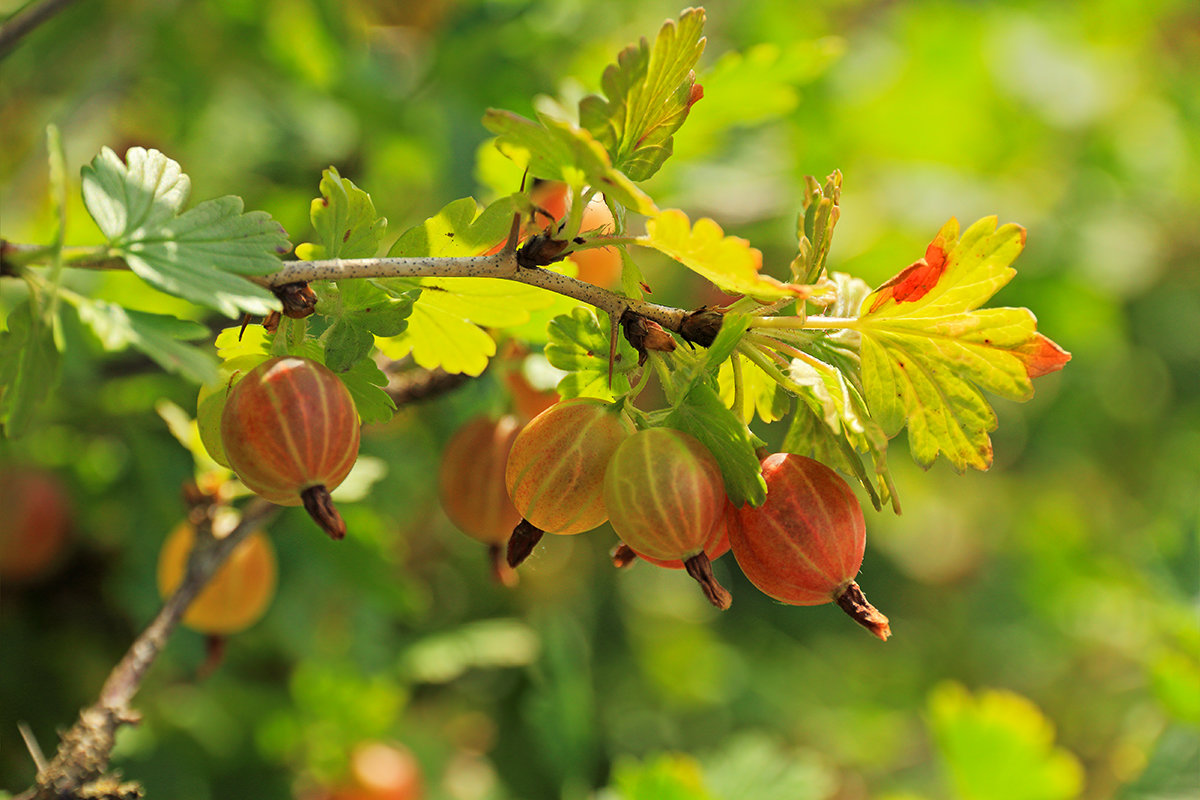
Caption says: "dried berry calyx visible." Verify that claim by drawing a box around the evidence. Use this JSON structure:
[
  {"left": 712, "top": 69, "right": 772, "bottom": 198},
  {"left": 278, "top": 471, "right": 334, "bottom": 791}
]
[
  {"left": 220, "top": 356, "right": 360, "bottom": 539},
  {"left": 730, "top": 453, "right": 890, "bottom": 639},
  {"left": 603, "top": 427, "right": 732, "bottom": 609}
]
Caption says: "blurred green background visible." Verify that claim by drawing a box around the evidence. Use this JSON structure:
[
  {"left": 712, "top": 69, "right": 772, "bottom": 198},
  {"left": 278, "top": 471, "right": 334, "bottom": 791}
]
[{"left": 2, "top": 0, "right": 1198, "bottom": 798}]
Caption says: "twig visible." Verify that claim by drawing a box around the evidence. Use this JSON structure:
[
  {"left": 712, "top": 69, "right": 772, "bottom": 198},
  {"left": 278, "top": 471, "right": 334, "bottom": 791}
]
[
  {"left": 0, "top": 0, "right": 81, "bottom": 60},
  {"left": 16, "top": 497, "right": 279, "bottom": 800},
  {"left": 263, "top": 250, "right": 687, "bottom": 334}
]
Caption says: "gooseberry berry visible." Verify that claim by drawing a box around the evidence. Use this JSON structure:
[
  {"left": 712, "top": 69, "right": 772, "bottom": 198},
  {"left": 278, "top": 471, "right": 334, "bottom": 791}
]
[
  {"left": 321, "top": 741, "right": 424, "bottom": 800},
  {"left": 566, "top": 197, "right": 621, "bottom": 288},
  {"left": 156, "top": 520, "right": 277, "bottom": 635},
  {"left": 220, "top": 356, "right": 360, "bottom": 539},
  {"left": 614, "top": 505, "right": 731, "bottom": 570},
  {"left": 603, "top": 427, "right": 732, "bottom": 608},
  {"left": 438, "top": 415, "right": 523, "bottom": 583},
  {"left": 504, "top": 397, "right": 635, "bottom": 564},
  {"left": 729, "top": 453, "right": 891, "bottom": 639},
  {"left": 0, "top": 468, "right": 71, "bottom": 582}
]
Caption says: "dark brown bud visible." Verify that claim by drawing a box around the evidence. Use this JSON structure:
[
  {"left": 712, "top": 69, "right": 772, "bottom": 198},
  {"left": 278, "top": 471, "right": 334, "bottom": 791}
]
[
  {"left": 517, "top": 231, "right": 570, "bottom": 268},
  {"left": 620, "top": 310, "right": 677, "bottom": 366},
  {"left": 273, "top": 281, "right": 319, "bottom": 319},
  {"left": 680, "top": 306, "right": 724, "bottom": 348}
]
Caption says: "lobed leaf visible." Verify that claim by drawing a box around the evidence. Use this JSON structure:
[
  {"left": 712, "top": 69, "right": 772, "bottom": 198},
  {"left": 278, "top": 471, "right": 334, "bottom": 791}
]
[
  {"left": 544, "top": 307, "right": 638, "bottom": 402},
  {"left": 301, "top": 166, "right": 387, "bottom": 260},
  {"left": 482, "top": 110, "right": 657, "bottom": 216},
  {"left": 578, "top": 8, "right": 707, "bottom": 182},
  {"left": 641, "top": 209, "right": 811, "bottom": 301},
  {"left": 71, "top": 298, "right": 217, "bottom": 384},
  {"left": 377, "top": 197, "right": 559, "bottom": 375},
  {"left": 664, "top": 382, "right": 767, "bottom": 507},
  {"left": 81, "top": 147, "right": 290, "bottom": 318},
  {"left": 857, "top": 217, "right": 1070, "bottom": 471}
]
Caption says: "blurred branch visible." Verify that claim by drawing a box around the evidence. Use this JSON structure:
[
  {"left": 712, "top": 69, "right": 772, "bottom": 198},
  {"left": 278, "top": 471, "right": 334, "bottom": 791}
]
[
  {"left": 386, "top": 365, "right": 475, "bottom": 405},
  {"left": 15, "top": 496, "right": 279, "bottom": 800},
  {"left": 0, "top": 0, "right": 81, "bottom": 60}
]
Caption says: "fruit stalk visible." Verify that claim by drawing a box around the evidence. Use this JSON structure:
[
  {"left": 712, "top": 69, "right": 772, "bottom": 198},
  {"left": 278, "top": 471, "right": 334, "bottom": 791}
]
[{"left": 834, "top": 581, "right": 892, "bottom": 641}]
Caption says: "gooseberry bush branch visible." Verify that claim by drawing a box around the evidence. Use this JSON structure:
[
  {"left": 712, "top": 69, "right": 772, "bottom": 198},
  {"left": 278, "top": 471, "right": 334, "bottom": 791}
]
[
  {"left": 12, "top": 497, "right": 278, "bottom": 800},
  {"left": 1, "top": 6, "right": 1072, "bottom": 797}
]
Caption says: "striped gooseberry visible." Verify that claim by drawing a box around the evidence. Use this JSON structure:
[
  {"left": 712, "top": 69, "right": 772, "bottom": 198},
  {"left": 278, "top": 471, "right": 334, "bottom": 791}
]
[
  {"left": 603, "top": 427, "right": 732, "bottom": 608},
  {"left": 220, "top": 356, "right": 359, "bottom": 539},
  {"left": 196, "top": 354, "right": 268, "bottom": 468},
  {"left": 504, "top": 397, "right": 635, "bottom": 565},
  {"left": 729, "top": 453, "right": 890, "bottom": 640},
  {"left": 612, "top": 504, "right": 731, "bottom": 570},
  {"left": 438, "top": 414, "right": 523, "bottom": 583},
  {"left": 156, "top": 520, "right": 277, "bottom": 635}
]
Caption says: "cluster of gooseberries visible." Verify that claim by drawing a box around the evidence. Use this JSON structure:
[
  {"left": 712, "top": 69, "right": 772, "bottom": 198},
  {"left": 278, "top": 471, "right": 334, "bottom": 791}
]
[{"left": 440, "top": 397, "right": 891, "bottom": 640}]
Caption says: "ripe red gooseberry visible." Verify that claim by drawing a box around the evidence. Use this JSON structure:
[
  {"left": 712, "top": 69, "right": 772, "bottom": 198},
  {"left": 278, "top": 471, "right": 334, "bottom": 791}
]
[
  {"left": 603, "top": 427, "right": 732, "bottom": 608},
  {"left": 220, "top": 356, "right": 360, "bottom": 539},
  {"left": 728, "top": 453, "right": 891, "bottom": 640},
  {"left": 0, "top": 468, "right": 72, "bottom": 583}
]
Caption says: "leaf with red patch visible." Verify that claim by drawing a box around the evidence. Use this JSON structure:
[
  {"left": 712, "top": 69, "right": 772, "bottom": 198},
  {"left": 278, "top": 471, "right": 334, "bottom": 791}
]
[
  {"left": 1013, "top": 333, "right": 1071, "bottom": 379},
  {"left": 856, "top": 217, "right": 1069, "bottom": 471}
]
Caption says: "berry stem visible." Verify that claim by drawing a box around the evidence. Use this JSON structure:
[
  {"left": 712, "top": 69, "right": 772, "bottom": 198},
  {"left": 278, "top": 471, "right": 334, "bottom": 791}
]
[
  {"left": 684, "top": 552, "right": 732, "bottom": 610},
  {"left": 506, "top": 518, "right": 544, "bottom": 568},
  {"left": 834, "top": 581, "right": 891, "bottom": 640},
  {"left": 300, "top": 485, "right": 346, "bottom": 540},
  {"left": 610, "top": 542, "right": 638, "bottom": 568}
]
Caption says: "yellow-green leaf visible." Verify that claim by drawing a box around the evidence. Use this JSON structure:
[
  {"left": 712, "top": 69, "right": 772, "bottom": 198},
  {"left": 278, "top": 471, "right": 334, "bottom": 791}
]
[
  {"left": 857, "top": 217, "right": 1070, "bottom": 471},
  {"left": 641, "top": 210, "right": 812, "bottom": 301}
]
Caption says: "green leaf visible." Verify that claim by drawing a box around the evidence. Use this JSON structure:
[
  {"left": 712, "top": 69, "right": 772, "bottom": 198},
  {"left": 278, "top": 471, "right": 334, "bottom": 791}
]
[
  {"left": 641, "top": 209, "right": 811, "bottom": 301},
  {"left": 71, "top": 297, "right": 217, "bottom": 384},
  {"left": 81, "top": 147, "right": 289, "bottom": 317},
  {"left": 609, "top": 754, "right": 715, "bottom": 800},
  {"left": 578, "top": 8, "right": 706, "bottom": 182},
  {"left": 0, "top": 301, "right": 61, "bottom": 438},
  {"left": 718, "top": 354, "right": 791, "bottom": 424},
  {"left": 544, "top": 307, "right": 638, "bottom": 402},
  {"left": 300, "top": 166, "right": 387, "bottom": 259},
  {"left": 320, "top": 280, "right": 415, "bottom": 373},
  {"left": 857, "top": 217, "right": 1070, "bottom": 471},
  {"left": 482, "top": 110, "right": 657, "bottom": 215},
  {"left": 928, "top": 683, "right": 1084, "bottom": 800},
  {"left": 377, "top": 197, "right": 559, "bottom": 375},
  {"left": 664, "top": 382, "right": 766, "bottom": 507},
  {"left": 678, "top": 39, "right": 843, "bottom": 160},
  {"left": 336, "top": 357, "right": 396, "bottom": 426},
  {"left": 387, "top": 195, "right": 514, "bottom": 258},
  {"left": 702, "top": 732, "right": 836, "bottom": 800},
  {"left": 81, "top": 146, "right": 190, "bottom": 240}
]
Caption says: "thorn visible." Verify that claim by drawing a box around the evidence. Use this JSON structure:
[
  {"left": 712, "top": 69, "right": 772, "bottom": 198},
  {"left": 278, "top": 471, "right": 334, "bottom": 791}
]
[{"left": 18, "top": 722, "right": 48, "bottom": 774}]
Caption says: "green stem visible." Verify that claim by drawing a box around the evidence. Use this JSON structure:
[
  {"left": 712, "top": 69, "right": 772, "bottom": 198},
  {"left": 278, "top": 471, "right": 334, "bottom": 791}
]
[
  {"left": 731, "top": 352, "right": 747, "bottom": 425},
  {"left": 748, "top": 314, "right": 859, "bottom": 330}
]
